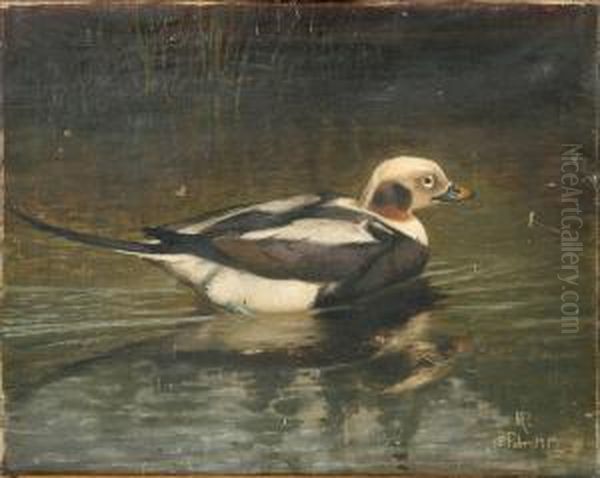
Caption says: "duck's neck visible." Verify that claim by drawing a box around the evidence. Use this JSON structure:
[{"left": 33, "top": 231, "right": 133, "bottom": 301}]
[
  {"left": 390, "top": 213, "right": 428, "bottom": 246},
  {"left": 368, "top": 205, "right": 428, "bottom": 246},
  {"left": 330, "top": 197, "right": 429, "bottom": 246}
]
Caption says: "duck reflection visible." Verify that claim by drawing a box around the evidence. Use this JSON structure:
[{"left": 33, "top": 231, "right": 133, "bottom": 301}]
[
  {"left": 167, "top": 278, "right": 454, "bottom": 373},
  {"left": 127, "top": 278, "right": 471, "bottom": 470}
]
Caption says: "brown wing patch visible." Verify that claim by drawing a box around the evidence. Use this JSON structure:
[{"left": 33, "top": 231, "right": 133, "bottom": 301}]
[
  {"left": 213, "top": 237, "right": 292, "bottom": 279},
  {"left": 213, "top": 235, "right": 388, "bottom": 283}
]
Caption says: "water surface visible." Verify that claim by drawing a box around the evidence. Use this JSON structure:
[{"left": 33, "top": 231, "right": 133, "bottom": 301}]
[{"left": 2, "top": 5, "right": 597, "bottom": 475}]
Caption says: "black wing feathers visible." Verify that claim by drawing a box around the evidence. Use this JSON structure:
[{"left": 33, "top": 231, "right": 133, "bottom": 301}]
[
  {"left": 213, "top": 236, "right": 390, "bottom": 282},
  {"left": 317, "top": 237, "right": 429, "bottom": 306},
  {"left": 142, "top": 196, "right": 426, "bottom": 287}
]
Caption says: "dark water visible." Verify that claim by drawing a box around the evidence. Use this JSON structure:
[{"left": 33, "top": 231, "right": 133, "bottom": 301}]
[{"left": 2, "top": 5, "right": 598, "bottom": 475}]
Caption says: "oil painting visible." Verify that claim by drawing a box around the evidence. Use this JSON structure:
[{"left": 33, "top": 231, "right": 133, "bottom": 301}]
[{"left": 0, "top": 1, "right": 597, "bottom": 476}]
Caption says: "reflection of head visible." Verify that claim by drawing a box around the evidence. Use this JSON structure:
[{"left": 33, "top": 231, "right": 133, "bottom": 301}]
[{"left": 372, "top": 311, "right": 464, "bottom": 395}]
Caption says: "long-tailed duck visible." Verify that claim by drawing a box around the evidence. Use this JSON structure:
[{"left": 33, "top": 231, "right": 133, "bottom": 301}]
[{"left": 14, "top": 156, "right": 471, "bottom": 314}]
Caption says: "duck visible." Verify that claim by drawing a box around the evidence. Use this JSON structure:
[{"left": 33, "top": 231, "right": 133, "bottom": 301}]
[{"left": 14, "top": 156, "right": 472, "bottom": 314}]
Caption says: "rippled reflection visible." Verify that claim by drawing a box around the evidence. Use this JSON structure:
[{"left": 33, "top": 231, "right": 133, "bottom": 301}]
[{"left": 4, "top": 279, "right": 475, "bottom": 473}]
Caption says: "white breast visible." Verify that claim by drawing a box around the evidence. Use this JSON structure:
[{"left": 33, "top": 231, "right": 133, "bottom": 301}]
[{"left": 393, "top": 216, "right": 428, "bottom": 246}]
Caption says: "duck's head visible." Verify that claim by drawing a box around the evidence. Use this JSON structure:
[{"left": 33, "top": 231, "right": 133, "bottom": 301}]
[{"left": 360, "top": 156, "right": 472, "bottom": 221}]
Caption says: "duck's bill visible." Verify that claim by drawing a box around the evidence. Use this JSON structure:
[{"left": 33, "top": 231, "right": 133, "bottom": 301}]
[{"left": 434, "top": 183, "right": 474, "bottom": 202}]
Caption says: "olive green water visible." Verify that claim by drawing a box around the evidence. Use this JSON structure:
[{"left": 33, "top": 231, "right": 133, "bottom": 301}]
[{"left": 1, "top": 5, "right": 598, "bottom": 475}]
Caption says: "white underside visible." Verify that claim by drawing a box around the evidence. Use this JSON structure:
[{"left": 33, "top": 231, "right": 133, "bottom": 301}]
[{"left": 156, "top": 253, "right": 321, "bottom": 314}]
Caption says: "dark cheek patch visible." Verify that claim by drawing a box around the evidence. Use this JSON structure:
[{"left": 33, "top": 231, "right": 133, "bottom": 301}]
[{"left": 370, "top": 182, "right": 412, "bottom": 211}]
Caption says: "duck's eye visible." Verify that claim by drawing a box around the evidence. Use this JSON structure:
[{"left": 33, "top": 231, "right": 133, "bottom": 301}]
[{"left": 421, "top": 175, "right": 436, "bottom": 189}]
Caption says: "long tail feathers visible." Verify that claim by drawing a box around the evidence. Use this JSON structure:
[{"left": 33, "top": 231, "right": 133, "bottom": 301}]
[{"left": 10, "top": 205, "right": 161, "bottom": 256}]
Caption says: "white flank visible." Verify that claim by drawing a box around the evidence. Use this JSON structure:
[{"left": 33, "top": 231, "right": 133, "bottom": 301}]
[
  {"left": 206, "top": 268, "right": 320, "bottom": 313},
  {"left": 156, "top": 254, "right": 220, "bottom": 285},
  {"left": 148, "top": 253, "right": 320, "bottom": 314}
]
